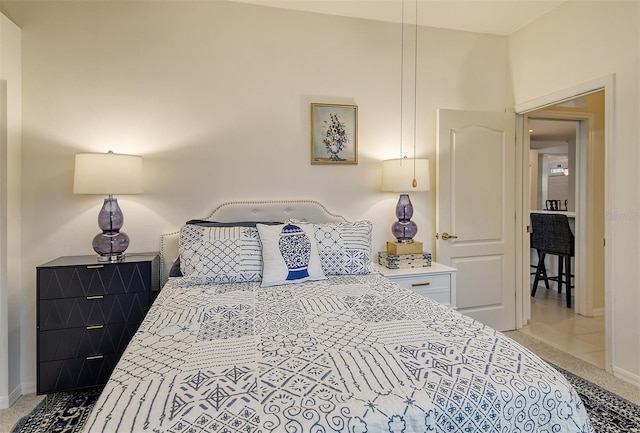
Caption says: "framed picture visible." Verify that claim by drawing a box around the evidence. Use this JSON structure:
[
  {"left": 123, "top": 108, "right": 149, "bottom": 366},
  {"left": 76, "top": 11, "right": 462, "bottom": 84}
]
[{"left": 310, "top": 103, "right": 358, "bottom": 164}]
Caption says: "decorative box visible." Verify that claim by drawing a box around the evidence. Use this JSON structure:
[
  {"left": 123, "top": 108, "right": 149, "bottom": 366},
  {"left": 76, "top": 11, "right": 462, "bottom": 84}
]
[
  {"left": 378, "top": 251, "right": 432, "bottom": 269},
  {"left": 386, "top": 241, "right": 423, "bottom": 255}
]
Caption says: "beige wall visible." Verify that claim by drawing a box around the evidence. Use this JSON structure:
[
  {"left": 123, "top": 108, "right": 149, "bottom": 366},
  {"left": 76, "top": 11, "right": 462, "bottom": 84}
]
[
  {"left": 529, "top": 149, "right": 539, "bottom": 210},
  {"left": 584, "top": 92, "right": 606, "bottom": 311},
  {"left": 509, "top": 1, "right": 640, "bottom": 383},
  {"left": 1, "top": 1, "right": 511, "bottom": 394},
  {"left": 0, "top": 12, "right": 21, "bottom": 408}
]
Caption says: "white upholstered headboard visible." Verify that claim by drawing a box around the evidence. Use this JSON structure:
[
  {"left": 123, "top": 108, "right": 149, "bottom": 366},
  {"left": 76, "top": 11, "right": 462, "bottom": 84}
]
[{"left": 159, "top": 200, "right": 347, "bottom": 285}]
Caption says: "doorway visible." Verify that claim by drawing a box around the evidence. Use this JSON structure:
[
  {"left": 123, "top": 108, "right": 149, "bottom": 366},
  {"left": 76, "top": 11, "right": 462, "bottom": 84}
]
[{"left": 518, "top": 89, "right": 607, "bottom": 370}]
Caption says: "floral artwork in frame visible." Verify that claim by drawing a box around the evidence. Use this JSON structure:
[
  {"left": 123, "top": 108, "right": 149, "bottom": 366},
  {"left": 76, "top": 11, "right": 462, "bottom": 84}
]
[{"left": 310, "top": 103, "right": 358, "bottom": 165}]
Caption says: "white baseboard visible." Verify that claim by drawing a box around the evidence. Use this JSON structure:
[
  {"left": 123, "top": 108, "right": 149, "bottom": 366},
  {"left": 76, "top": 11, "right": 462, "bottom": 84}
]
[
  {"left": 0, "top": 381, "right": 36, "bottom": 409},
  {"left": 0, "top": 384, "right": 22, "bottom": 409},
  {"left": 21, "top": 381, "right": 35, "bottom": 395},
  {"left": 591, "top": 307, "right": 605, "bottom": 316},
  {"left": 613, "top": 366, "right": 640, "bottom": 387}
]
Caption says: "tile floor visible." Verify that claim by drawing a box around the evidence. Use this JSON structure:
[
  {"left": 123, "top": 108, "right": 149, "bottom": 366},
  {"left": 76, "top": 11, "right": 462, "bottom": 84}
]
[{"left": 522, "top": 286, "right": 605, "bottom": 369}]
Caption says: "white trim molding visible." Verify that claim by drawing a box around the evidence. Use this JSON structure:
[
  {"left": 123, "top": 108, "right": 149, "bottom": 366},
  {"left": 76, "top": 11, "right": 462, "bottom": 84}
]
[
  {"left": 0, "top": 383, "right": 22, "bottom": 410},
  {"left": 515, "top": 75, "right": 615, "bottom": 114},
  {"left": 612, "top": 367, "right": 640, "bottom": 388}
]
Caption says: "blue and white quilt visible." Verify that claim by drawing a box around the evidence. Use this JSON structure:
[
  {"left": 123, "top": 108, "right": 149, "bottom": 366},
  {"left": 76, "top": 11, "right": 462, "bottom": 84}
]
[{"left": 83, "top": 274, "right": 594, "bottom": 433}]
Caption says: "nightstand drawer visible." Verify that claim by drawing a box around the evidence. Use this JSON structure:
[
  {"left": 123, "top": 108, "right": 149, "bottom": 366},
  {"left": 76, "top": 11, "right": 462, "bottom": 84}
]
[
  {"left": 375, "top": 262, "right": 457, "bottom": 308},
  {"left": 405, "top": 274, "right": 450, "bottom": 290},
  {"left": 38, "top": 322, "right": 142, "bottom": 362},
  {"left": 411, "top": 284, "right": 451, "bottom": 305},
  {"left": 390, "top": 273, "right": 450, "bottom": 290},
  {"left": 38, "top": 292, "right": 149, "bottom": 331},
  {"left": 37, "top": 353, "right": 122, "bottom": 395},
  {"left": 392, "top": 274, "right": 452, "bottom": 305},
  {"left": 37, "top": 261, "right": 153, "bottom": 300}
]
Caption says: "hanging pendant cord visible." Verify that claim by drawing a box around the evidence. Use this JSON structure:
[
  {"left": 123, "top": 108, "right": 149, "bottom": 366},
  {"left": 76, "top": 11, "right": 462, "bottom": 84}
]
[
  {"left": 412, "top": 0, "right": 418, "bottom": 188},
  {"left": 400, "top": 0, "right": 405, "bottom": 164}
]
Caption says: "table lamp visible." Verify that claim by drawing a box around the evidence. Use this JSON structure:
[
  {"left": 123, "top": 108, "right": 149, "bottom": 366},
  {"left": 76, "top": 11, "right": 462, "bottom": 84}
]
[
  {"left": 73, "top": 151, "right": 143, "bottom": 262},
  {"left": 381, "top": 157, "right": 430, "bottom": 244}
]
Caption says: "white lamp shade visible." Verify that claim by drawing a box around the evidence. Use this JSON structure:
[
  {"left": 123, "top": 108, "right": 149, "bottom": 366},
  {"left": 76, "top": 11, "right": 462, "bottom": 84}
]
[
  {"left": 73, "top": 152, "right": 143, "bottom": 195},
  {"left": 381, "top": 158, "right": 430, "bottom": 192}
]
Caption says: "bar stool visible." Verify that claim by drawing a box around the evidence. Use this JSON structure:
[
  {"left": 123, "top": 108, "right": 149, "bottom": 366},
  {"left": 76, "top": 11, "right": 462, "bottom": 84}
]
[
  {"left": 530, "top": 234, "right": 549, "bottom": 290},
  {"left": 530, "top": 213, "right": 575, "bottom": 308}
]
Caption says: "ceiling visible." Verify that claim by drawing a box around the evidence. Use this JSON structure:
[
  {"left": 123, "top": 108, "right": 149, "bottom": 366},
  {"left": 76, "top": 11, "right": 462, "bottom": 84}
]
[
  {"left": 529, "top": 119, "right": 577, "bottom": 143},
  {"left": 225, "top": 0, "right": 567, "bottom": 36},
  {"left": 529, "top": 96, "right": 588, "bottom": 148},
  {"left": 529, "top": 119, "right": 577, "bottom": 151}
]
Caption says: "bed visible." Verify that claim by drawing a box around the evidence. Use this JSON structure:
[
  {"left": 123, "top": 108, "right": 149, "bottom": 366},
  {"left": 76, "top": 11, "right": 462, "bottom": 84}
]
[{"left": 82, "top": 200, "right": 594, "bottom": 433}]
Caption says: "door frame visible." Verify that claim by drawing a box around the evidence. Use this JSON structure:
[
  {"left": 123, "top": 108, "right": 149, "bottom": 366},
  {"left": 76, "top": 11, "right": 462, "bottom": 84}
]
[{"left": 514, "top": 75, "right": 615, "bottom": 373}]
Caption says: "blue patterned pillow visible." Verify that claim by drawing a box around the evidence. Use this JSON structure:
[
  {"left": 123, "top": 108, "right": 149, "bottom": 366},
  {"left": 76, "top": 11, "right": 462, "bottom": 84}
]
[
  {"left": 178, "top": 224, "right": 265, "bottom": 284},
  {"left": 302, "top": 220, "right": 375, "bottom": 275},
  {"left": 257, "top": 223, "right": 326, "bottom": 287}
]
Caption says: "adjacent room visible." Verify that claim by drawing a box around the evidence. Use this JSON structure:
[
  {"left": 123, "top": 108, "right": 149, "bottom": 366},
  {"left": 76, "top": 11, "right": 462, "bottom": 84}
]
[{"left": 525, "top": 91, "right": 607, "bottom": 369}]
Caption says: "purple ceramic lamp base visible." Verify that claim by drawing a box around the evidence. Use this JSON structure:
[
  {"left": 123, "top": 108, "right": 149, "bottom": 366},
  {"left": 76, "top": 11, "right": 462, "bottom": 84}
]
[
  {"left": 391, "top": 193, "right": 418, "bottom": 243},
  {"left": 93, "top": 196, "right": 130, "bottom": 262}
]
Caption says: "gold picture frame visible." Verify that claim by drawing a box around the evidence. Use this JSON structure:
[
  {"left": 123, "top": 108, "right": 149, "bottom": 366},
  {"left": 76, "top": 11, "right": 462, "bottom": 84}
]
[{"left": 310, "top": 103, "right": 358, "bottom": 165}]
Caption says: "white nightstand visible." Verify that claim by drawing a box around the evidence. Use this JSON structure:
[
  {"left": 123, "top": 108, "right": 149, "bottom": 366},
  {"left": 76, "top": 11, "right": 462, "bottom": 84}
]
[{"left": 374, "top": 262, "right": 457, "bottom": 309}]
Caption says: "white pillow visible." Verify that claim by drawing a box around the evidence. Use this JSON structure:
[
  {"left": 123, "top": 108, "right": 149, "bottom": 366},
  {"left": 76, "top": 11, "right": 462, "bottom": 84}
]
[{"left": 257, "top": 223, "right": 326, "bottom": 287}]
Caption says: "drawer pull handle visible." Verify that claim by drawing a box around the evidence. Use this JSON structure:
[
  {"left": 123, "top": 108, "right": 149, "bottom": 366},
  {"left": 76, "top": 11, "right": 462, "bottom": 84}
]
[
  {"left": 86, "top": 325, "right": 104, "bottom": 330},
  {"left": 86, "top": 295, "right": 104, "bottom": 300},
  {"left": 86, "top": 355, "right": 104, "bottom": 360},
  {"left": 412, "top": 282, "right": 431, "bottom": 287},
  {"left": 86, "top": 265, "right": 104, "bottom": 269}
]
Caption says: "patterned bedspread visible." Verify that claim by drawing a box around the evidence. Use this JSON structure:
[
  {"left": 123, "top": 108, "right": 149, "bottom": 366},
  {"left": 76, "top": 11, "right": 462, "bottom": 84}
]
[{"left": 83, "top": 274, "right": 594, "bottom": 433}]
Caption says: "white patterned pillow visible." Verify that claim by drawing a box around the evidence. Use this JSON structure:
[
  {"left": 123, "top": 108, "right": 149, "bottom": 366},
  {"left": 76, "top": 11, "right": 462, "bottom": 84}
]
[
  {"left": 294, "top": 220, "right": 374, "bottom": 275},
  {"left": 257, "top": 223, "right": 326, "bottom": 287},
  {"left": 178, "top": 224, "right": 263, "bottom": 284}
]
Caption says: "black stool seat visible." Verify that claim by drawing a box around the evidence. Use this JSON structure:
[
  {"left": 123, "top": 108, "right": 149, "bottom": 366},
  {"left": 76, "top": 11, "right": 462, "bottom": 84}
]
[{"left": 530, "top": 213, "right": 575, "bottom": 308}]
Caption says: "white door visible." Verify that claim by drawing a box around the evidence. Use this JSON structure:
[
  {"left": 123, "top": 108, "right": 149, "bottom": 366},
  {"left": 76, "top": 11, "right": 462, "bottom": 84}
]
[{"left": 436, "top": 109, "right": 516, "bottom": 330}]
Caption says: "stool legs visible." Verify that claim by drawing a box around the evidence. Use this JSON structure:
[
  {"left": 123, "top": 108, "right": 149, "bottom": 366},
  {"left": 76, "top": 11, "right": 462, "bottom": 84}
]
[
  {"left": 557, "top": 256, "right": 564, "bottom": 294},
  {"left": 557, "top": 255, "right": 572, "bottom": 308},
  {"left": 564, "top": 255, "right": 572, "bottom": 308},
  {"left": 531, "top": 251, "right": 573, "bottom": 309},
  {"left": 531, "top": 250, "right": 550, "bottom": 297}
]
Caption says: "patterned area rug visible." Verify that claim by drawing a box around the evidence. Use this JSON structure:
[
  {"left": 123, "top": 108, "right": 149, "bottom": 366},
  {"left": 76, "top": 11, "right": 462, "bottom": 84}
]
[
  {"left": 553, "top": 365, "right": 640, "bottom": 433},
  {"left": 10, "top": 370, "right": 640, "bottom": 433},
  {"left": 10, "top": 388, "right": 101, "bottom": 433}
]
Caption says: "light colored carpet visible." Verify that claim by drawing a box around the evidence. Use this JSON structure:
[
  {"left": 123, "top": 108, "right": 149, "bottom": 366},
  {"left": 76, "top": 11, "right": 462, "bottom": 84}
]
[{"left": 0, "top": 394, "right": 43, "bottom": 433}]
